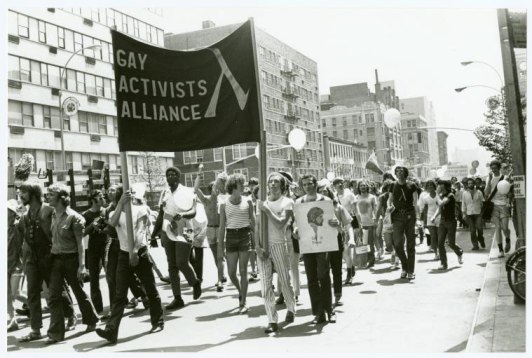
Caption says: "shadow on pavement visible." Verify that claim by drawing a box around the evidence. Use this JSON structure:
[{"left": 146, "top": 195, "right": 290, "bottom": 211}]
[
  {"left": 195, "top": 307, "right": 241, "bottom": 322},
  {"left": 427, "top": 267, "right": 460, "bottom": 274},
  {"left": 359, "top": 290, "right": 378, "bottom": 294},
  {"left": 417, "top": 258, "right": 439, "bottom": 263},
  {"left": 376, "top": 278, "right": 412, "bottom": 286},
  {"left": 370, "top": 267, "right": 395, "bottom": 274}
]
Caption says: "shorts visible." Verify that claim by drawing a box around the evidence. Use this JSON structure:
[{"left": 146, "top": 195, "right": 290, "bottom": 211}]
[
  {"left": 492, "top": 204, "right": 511, "bottom": 220},
  {"left": 206, "top": 226, "right": 219, "bottom": 246},
  {"left": 225, "top": 227, "right": 253, "bottom": 252}
]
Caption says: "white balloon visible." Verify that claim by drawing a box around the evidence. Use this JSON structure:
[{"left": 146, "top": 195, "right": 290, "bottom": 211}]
[
  {"left": 436, "top": 169, "right": 445, "bottom": 177},
  {"left": 288, "top": 128, "right": 306, "bottom": 151},
  {"left": 384, "top": 108, "right": 401, "bottom": 128},
  {"left": 326, "top": 172, "right": 335, "bottom": 181},
  {"left": 429, "top": 170, "right": 438, "bottom": 178},
  {"left": 497, "top": 180, "right": 512, "bottom": 195}
]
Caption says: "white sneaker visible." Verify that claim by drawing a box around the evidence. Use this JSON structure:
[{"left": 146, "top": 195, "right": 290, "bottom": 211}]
[{"left": 434, "top": 253, "right": 440, "bottom": 260}]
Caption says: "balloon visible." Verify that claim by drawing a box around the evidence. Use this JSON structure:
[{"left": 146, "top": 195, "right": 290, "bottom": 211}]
[
  {"left": 384, "top": 108, "right": 401, "bottom": 128},
  {"left": 130, "top": 182, "right": 146, "bottom": 200},
  {"left": 326, "top": 172, "right": 335, "bottom": 181},
  {"left": 497, "top": 180, "right": 512, "bottom": 195},
  {"left": 471, "top": 160, "right": 479, "bottom": 169},
  {"left": 288, "top": 128, "right": 306, "bottom": 151},
  {"left": 429, "top": 170, "right": 438, "bottom": 178},
  {"left": 470, "top": 168, "right": 476, "bottom": 175},
  {"left": 436, "top": 169, "right": 445, "bottom": 177}
]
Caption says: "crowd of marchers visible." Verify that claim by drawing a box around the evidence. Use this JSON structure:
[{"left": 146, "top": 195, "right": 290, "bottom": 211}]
[{"left": 7, "top": 158, "right": 518, "bottom": 342}]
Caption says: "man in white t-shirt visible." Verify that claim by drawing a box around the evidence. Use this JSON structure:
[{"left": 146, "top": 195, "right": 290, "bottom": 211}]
[
  {"left": 484, "top": 160, "right": 512, "bottom": 257},
  {"left": 256, "top": 172, "right": 296, "bottom": 333}
]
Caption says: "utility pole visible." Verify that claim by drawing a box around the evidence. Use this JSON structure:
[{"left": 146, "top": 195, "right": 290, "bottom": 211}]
[{"left": 497, "top": 9, "right": 526, "bottom": 245}]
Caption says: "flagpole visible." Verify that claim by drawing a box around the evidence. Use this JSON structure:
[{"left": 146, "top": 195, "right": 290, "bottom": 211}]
[
  {"left": 249, "top": 18, "right": 269, "bottom": 255},
  {"left": 119, "top": 151, "right": 136, "bottom": 263}
]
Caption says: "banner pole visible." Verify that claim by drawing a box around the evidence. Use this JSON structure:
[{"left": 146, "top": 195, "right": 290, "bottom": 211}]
[
  {"left": 119, "top": 151, "right": 136, "bottom": 260},
  {"left": 249, "top": 18, "right": 269, "bottom": 254}
]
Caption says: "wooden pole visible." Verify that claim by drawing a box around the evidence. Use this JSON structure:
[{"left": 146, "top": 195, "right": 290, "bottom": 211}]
[
  {"left": 119, "top": 152, "right": 136, "bottom": 260},
  {"left": 497, "top": 9, "right": 527, "bottom": 245},
  {"left": 249, "top": 18, "right": 269, "bottom": 254}
]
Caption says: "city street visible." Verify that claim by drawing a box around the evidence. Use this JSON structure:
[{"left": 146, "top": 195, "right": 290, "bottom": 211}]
[{"left": 7, "top": 227, "right": 495, "bottom": 353}]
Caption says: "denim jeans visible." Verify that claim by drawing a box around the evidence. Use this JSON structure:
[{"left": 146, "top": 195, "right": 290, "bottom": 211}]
[
  {"left": 392, "top": 211, "right": 416, "bottom": 273},
  {"left": 362, "top": 226, "right": 377, "bottom": 264},
  {"left": 438, "top": 219, "right": 463, "bottom": 267},
  {"left": 162, "top": 232, "right": 199, "bottom": 298},
  {"left": 303, "top": 252, "right": 332, "bottom": 316},
  {"left": 105, "top": 250, "right": 163, "bottom": 339},
  {"left": 87, "top": 235, "right": 108, "bottom": 313},
  {"left": 427, "top": 226, "right": 439, "bottom": 254},
  {"left": 48, "top": 254, "right": 98, "bottom": 341},
  {"left": 329, "top": 234, "right": 344, "bottom": 298},
  {"left": 466, "top": 214, "right": 484, "bottom": 247},
  {"left": 25, "top": 255, "right": 74, "bottom": 332}
]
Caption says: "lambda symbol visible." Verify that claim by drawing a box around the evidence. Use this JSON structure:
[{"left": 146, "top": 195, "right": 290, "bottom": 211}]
[{"left": 205, "top": 48, "right": 250, "bottom": 118}]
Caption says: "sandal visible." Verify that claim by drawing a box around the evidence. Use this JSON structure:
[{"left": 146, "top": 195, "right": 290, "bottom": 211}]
[{"left": 19, "top": 332, "right": 42, "bottom": 342}]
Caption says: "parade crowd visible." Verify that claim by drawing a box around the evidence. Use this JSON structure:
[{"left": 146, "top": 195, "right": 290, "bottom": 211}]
[{"left": 7, "top": 159, "right": 518, "bottom": 343}]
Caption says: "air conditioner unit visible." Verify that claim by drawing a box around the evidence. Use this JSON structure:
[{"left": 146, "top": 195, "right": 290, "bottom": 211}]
[
  {"left": 90, "top": 134, "right": 101, "bottom": 142},
  {"left": 9, "top": 126, "right": 24, "bottom": 135},
  {"left": 85, "top": 56, "right": 96, "bottom": 65},
  {"left": 8, "top": 80, "right": 22, "bottom": 89},
  {"left": 51, "top": 88, "right": 60, "bottom": 96},
  {"left": 54, "top": 130, "right": 61, "bottom": 138},
  {"left": 88, "top": 95, "right": 98, "bottom": 103},
  {"left": 49, "top": 46, "right": 58, "bottom": 54},
  {"left": 83, "top": 18, "right": 93, "bottom": 26},
  {"left": 8, "top": 35, "right": 20, "bottom": 44},
  {"left": 47, "top": 8, "right": 55, "bottom": 12}
]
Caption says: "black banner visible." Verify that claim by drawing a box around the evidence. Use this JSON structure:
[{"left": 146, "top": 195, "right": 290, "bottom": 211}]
[{"left": 111, "top": 21, "right": 261, "bottom": 152}]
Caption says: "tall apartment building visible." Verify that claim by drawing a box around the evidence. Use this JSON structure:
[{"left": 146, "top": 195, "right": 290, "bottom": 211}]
[
  {"left": 437, "top": 131, "right": 449, "bottom": 165},
  {"left": 400, "top": 97, "right": 439, "bottom": 166},
  {"left": 7, "top": 8, "right": 174, "bottom": 183},
  {"left": 322, "top": 135, "right": 369, "bottom": 180},
  {"left": 401, "top": 113, "right": 430, "bottom": 178},
  {"left": 164, "top": 21, "right": 323, "bottom": 186}
]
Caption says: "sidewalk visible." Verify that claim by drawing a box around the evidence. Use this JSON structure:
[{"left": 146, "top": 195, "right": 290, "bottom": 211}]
[{"left": 466, "top": 223, "right": 526, "bottom": 352}]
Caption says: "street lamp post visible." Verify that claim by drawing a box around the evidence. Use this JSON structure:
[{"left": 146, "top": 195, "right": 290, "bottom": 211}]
[
  {"left": 460, "top": 60, "right": 504, "bottom": 87},
  {"left": 58, "top": 44, "right": 102, "bottom": 170}
]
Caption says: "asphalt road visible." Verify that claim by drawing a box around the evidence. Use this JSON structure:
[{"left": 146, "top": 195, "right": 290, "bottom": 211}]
[{"left": 7, "top": 226, "right": 494, "bottom": 353}]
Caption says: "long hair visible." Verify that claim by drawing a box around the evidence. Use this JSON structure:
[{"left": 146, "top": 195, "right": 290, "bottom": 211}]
[
  {"left": 18, "top": 181, "right": 43, "bottom": 203},
  {"left": 47, "top": 183, "right": 71, "bottom": 206}
]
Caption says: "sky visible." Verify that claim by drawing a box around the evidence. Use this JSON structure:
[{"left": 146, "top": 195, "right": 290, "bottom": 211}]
[{"left": 158, "top": 0, "right": 528, "bottom": 165}]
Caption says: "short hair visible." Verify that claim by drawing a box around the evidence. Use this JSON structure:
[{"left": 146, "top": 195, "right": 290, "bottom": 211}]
[
  {"left": 300, "top": 174, "right": 317, "bottom": 187},
  {"left": 381, "top": 179, "right": 394, "bottom": 192},
  {"left": 489, "top": 159, "right": 502, "bottom": 169},
  {"left": 332, "top": 178, "right": 344, "bottom": 186},
  {"left": 466, "top": 177, "right": 476, "bottom": 185},
  {"left": 89, "top": 189, "right": 103, "bottom": 204},
  {"left": 165, "top": 166, "right": 181, "bottom": 177},
  {"left": 18, "top": 181, "right": 43, "bottom": 203},
  {"left": 226, "top": 173, "right": 246, "bottom": 194},
  {"left": 48, "top": 183, "right": 71, "bottom": 206},
  {"left": 438, "top": 180, "right": 452, "bottom": 192},
  {"left": 268, "top": 172, "right": 288, "bottom": 193},
  {"left": 248, "top": 177, "right": 259, "bottom": 186},
  {"left": 394, "top": 166, "right": 409, "bottom": 178},
  {"left": 454, "top": 182, "right": 462, "bottom": 189},
  {"left": 349, "top": 179, "right": 358, "bottom": 189},
  {"left": 383, "top": 172, "right": 395, "bottom": 182},
  {"left": 307, "top": 206, "right": 324, "bottom": 225},
  {"left": 425, "top": 179, "right": 436, "bottom": 189}
]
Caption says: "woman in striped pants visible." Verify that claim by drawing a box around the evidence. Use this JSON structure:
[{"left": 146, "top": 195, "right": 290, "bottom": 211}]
[{"left": 256, "top": 173, "right": 296, "bottom": 333}]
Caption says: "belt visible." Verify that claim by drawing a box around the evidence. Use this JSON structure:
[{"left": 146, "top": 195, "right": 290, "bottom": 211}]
[{"left": 226, "top": 227, "right": 251, "bottom": 232}]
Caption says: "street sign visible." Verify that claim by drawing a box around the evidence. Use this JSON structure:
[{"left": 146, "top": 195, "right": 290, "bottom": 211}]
[
  {"left": 509, "top": 12, "right": 527, "bottom": 49},
  {"left": 513, "top": 175, "right": 525, "bottom": 198}
]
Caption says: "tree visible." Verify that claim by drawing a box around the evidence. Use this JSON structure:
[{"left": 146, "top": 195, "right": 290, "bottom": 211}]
[
  {"left": 132, "top": 152, "right": 167, "bottom": 193},
  {"left": 474, "top": 94, "right": 513, "bottom": 164}
]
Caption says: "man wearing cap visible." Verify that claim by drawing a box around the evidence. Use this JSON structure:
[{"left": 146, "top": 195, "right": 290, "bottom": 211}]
[
  {"left": 387, "top": 166, "right": 420, "bottom": 280},
  {"left": 155, "top": 167, "right": 202, "bottom": 310},
  {"left": 17, "top": 182, "right": 76, "bottom": 343}
]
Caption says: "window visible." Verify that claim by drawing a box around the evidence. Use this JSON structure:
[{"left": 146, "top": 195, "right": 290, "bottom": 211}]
[
  {"left": 22, "top": 103, "right": 34, "bottom": 126},
  {"left": 20, "top": 58, "right": 30, "bottom": 82},
  {"left": 368, "top": 141, "right": 376, "bottom": 150},
  {"left": 65, "top": 152, "right": 73, "bottom": 170},
  {"left": 95, "top": 77, "right": 104, "bottom": 97},
  {"left": 66, "top": 69, "right": 76, "bottom": 91},
  {"left": 232, "top": 144, "right": 247, "bottom": 160},
  {"left": 367, "top": 127, "right": 375, "bottom": 136},
  {"left": 48, "top": 65, "right": 60, "bottom": 88},
  {"left": 98, "top": 116, "right": 107, "bottom": 134},
  {"left": 30, "top": 61, "right": 41, "bottom": 85},
  {"left": 343, "top": 130, "right": 348, "bottom": 140},
  {"left": 58, "top": 27, "right": 65, "bottom": 48},
  {"left": 112, "top": 117, "right": 118, "bottom": 136},
  {"left": 81, "top": 153, "right": 91, "bottom": 170},
  {"left": 45, "top": 151, "right": 55, "bottom": 170},
  {"left": 65, "top": 29, "right": 74, "bottom": 52},
  {"left": 104, "top": 78, "right": 112, "bottom": 98},
  {"left": 76, "top": 72, "right": 85, "bottom": 93},
  {"left": 18, "top": 14, "right": 29, "bottom": 38},
  {"left": 74, "top": 32, "right": 83, "bottom": 52},
  {"left": 63, "top": 115, "right": 70, "bottom": 131},
  {"left": 130, "top": 156, "right": 139, "bottom": 174},
  {"left": 8, "top": 101, "right": 22, "bottom": 125},
  {"left": 360, "top": 129, "right": 363, "bottom": 136},
  {"left": 40, "top": 63, "right": 48, "bottom": 86},
  {"left": 38, "top": 20, "right": 46, "bottom": 43},
  {"left": 408, "top": 133, "right": 412, "bottom": 140},
  {"left": 8, "top": 149, "right": 37, "bottom": 173},
  {"left": 86, "top": 74, "right": 96, "bottom": 95},
  {"left": 8, "top": 55, "right": 20, "bottom": 80},
  {"left": 213, "top": 147, "right": 223, "bottom": 161},
  {"left": 184, "top": 172, "right": 203, "bottom": 187},
  {"left": 79, "top": 112, "right": 89, "bottom": 132},
  {"left": 43, "top": 106, "right": 52, "bottom": 128},
  {"left": 333, "top": 130, "right": 337, "bottom": 137}
]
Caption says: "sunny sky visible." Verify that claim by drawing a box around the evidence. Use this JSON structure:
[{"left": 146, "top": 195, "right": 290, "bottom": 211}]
[{"left": 160, "top": 0, "right": 528, "bottom": 165}]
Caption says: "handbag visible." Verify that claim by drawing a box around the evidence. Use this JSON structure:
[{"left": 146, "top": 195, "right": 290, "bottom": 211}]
[
  {"left": 482, "top": 175, "right": 503, "bottom": 221},
  {"left": 355, "top": 228, "right": 370, "bottom": 254}
]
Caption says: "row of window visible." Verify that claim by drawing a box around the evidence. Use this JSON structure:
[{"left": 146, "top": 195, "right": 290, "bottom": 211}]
[
  {"left": 8, "top": 100, "right": 118, "bottom": 135},
  {"left": 60, "top": 8, "right": 165, "bottom": 46},
  {"left": 261, "top": 70, "right": 319, "bottom": 103},
  {"left": 9, "top": 55, "right": 116, "bottom": 99},
  {"left": 258, "top": 46, "right": 317, "bottom": 83},
  {"left": 322, "top": 112, "right": 377, "bottom": 127}
]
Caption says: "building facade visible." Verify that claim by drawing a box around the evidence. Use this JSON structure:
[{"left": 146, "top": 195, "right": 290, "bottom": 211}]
[
  {"left": 165, "top": 21, "right": 323, "bottom": 185},
  {"left": 320, "top": 102, "right": 404, "bottom": 171},
  {"left": 400, "top": 97, "right": 440, "bottom": 167},
  {"left": 400, "top": 113, "right": 430, "bottom": 179},
  {"left": 322, "top": 135, "right": 369, "bottom": 180},
  {"left": 437, "top": 131, "right": 449, "bottom": 165},
  {"left": 7, "top": 8, "right": 174, "bottom": 185}
]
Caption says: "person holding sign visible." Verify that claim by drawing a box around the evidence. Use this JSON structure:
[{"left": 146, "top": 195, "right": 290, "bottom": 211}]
[
  {"left": 256, "top": 173, "right": 296, "bottom": 333},
  {"left": 155, "top": 167, "right": 202, "bottom": 310},
  {"left": 294, "top": 174, "right": 338, "bottom": 324},
  {"left": 218, "top": 173, "right": 256, "bottom": 314}
]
